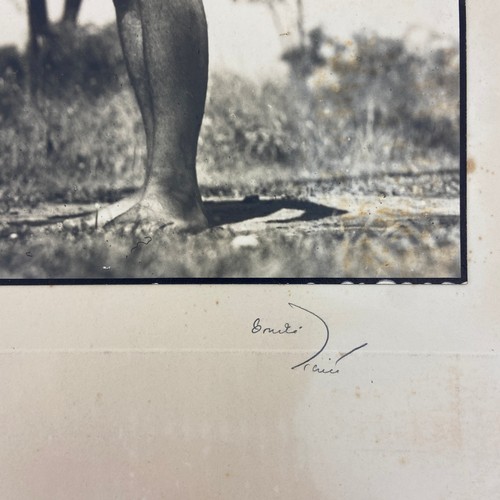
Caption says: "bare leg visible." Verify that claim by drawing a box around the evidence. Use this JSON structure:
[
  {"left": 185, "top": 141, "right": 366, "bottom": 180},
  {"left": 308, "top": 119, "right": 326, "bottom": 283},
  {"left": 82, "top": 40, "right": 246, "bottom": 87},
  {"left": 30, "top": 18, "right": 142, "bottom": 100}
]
[
  {"left": 108, "top": 0, "right": 209, "bottom": 232},
  {"left": 136, "top": 0, "right": 208, "bottom": 230},
  {"left": 113, "top": 0, "right": 153, "bottom": 187}
]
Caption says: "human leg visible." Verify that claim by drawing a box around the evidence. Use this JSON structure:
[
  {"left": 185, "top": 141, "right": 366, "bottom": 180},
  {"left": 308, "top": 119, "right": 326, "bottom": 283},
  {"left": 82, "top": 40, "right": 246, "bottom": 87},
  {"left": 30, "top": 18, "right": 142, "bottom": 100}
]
[{"left": 112, "top": 0, "right": 209, "bottom": 231}]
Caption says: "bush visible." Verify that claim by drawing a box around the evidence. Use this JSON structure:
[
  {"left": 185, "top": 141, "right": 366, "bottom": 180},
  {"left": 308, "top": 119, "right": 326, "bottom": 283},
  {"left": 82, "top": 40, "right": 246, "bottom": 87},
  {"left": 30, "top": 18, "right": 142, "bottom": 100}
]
[
  {"left": 200, "top": 74, "right": 302, "bottom": 169},
  {"left": 0, "top": 45, "right": 25, "bottom": 118},
  {"left": 33, "top": 23, "right": 126, "bottom": 100},
  {"left": 304, "top": 31, "right": 460, "bottom": 160}
]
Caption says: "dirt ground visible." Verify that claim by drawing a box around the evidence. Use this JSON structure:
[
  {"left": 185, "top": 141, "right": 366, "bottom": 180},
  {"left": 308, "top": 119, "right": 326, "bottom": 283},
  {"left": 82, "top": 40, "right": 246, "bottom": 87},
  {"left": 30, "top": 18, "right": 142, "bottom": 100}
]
[{"left": 0, "top": 171, "right": 462, "bottom": 281}]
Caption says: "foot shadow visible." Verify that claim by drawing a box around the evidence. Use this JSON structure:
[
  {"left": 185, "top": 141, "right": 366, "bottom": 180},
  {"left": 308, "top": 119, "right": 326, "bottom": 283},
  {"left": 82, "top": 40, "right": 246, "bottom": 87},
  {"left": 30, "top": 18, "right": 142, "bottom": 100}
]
[{"left": 204, "top": 196, "right": 347, "bottom": 227}]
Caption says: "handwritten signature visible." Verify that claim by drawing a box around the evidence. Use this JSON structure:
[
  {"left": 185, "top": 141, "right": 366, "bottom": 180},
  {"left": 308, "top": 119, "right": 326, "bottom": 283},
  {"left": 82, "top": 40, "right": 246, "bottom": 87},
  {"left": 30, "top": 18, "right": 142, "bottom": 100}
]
[
  {"left": 252, "top": 303, "right": 367, "bottom": 375},
  {"left": 252, "top": 318, "right": 302, "bottom": 335}
]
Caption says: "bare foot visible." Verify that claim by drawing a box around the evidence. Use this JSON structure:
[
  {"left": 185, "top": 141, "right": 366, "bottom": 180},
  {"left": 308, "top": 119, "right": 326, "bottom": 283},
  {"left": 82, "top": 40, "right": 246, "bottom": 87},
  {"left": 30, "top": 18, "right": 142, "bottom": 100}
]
[
  {"left": 112, "top": 195, "right": 208, "bottom": 234},
  {"left": 63, "top": 192, "right": 208, "bottom": 234},
  {"left": 62, "top": 193, "right": 141, "bottom": 231}
]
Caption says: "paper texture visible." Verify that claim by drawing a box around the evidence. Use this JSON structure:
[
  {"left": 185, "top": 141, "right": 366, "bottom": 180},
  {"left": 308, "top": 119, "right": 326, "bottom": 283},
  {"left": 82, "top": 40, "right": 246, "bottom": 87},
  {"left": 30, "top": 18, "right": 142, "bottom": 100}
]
[{"left": 0, "top": 1, "right": 499, "bottom": 499}]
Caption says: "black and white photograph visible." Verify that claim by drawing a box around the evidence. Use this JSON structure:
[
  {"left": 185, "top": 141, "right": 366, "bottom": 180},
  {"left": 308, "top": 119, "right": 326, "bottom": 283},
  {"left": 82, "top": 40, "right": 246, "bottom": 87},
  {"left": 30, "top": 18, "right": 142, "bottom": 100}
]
[
  {"left": 2, "top": 3, "right": 500, "bottom": 499},
  {"left": 0, "top": 0, "right": 464, "bottom": 281}
]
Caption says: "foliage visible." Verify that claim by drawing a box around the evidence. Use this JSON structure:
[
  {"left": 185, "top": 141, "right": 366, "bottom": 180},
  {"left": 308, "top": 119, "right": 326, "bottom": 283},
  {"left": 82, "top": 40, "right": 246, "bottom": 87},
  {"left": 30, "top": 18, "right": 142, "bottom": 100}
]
[
  {"left": 0, "top": 45, "right": 24, "bottom": 82},
  {"left": 0, "top": 23, "right": 459, "bottom": 209},
  {"left": 200, "top": 74, "right": 301, "bottom": 169},
  {"left": 275, "top": 28, "right": 460, "bottom": 173},
  {"left": 35, "top": 23, "right": 127, "bottom": 99},
  {"left": 310, "top": 31, "right": 460, "bottom": 154}
]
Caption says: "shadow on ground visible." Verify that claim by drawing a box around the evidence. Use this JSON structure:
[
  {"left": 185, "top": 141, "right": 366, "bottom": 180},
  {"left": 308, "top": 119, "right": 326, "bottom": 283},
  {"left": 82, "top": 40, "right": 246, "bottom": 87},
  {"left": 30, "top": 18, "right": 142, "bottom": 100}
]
[{"left": 205, "top": 197, "right": 347, "bottom": 227}]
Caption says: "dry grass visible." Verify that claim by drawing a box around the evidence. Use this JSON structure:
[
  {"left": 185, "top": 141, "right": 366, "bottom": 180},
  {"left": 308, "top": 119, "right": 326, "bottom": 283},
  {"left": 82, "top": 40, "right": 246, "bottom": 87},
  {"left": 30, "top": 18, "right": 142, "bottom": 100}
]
[{"left": 0, "top": 211, "right": 460, "bottom": 280}]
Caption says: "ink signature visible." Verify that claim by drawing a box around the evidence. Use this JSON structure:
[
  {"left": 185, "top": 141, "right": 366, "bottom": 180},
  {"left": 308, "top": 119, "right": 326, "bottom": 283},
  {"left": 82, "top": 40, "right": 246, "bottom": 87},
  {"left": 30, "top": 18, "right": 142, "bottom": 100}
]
[
  {"left": 252, "top": 303, "right": 367, "bottom": 375},
  {"left": 252, "top": 317, "right": 302, "bottom": 335}
]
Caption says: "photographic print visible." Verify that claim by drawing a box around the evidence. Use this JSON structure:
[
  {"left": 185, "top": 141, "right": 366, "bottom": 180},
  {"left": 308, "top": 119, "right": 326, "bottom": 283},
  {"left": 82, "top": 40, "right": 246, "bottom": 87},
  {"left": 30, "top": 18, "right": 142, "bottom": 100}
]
[
  {"left": 2, "top": 3, "right": 500, "bottom": 499},
  {"left": 0, "top": 0, "right": 464, "bottom": 281}
]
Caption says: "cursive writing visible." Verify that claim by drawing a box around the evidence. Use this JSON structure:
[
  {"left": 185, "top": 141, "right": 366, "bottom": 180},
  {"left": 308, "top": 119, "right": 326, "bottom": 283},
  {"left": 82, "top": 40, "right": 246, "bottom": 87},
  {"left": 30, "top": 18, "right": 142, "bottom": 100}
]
[
  {"left": 252, "top": 318, "right": 302, "bottom": 335},
  {"left": 250, "top": 303, "right": 367, "bottom": 376},
  {"left": 300, "top": 344, "right": 369, "bottom": 375},
  {"left": 288, "top": 303, "right": 367, "bottom": 375}
]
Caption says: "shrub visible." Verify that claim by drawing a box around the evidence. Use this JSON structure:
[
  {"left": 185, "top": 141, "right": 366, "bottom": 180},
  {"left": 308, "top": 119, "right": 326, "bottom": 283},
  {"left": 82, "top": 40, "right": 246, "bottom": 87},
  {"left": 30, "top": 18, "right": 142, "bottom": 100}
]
[
  {"left": 200, "top": 74, "right": 302, "bottom": 169},
  {"left": 34, "top": 23, "right": 126, "bottom": 100},
  {"left": 304, "top": 31, "right": 460, "bottom": 160}
]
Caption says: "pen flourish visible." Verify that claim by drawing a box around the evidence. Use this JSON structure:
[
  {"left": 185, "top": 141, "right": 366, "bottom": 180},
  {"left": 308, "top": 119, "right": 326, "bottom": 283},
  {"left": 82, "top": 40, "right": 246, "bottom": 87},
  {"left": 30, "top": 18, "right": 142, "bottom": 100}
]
[{"left": 251, "top": 303, "right": 367, "bottom": 376}]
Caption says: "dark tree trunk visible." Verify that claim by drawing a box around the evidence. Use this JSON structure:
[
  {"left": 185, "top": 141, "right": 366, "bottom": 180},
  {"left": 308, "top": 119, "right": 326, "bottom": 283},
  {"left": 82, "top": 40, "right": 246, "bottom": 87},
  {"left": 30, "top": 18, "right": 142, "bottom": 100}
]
[
  {"left": 27, "top": 0, "right": 50, "bottom": 94},
  {"left": 27, "top": 0, "right": 50, "bottom": 37},
  {"left": 62, "top": 0, "right": 83, "bottom": 24}
]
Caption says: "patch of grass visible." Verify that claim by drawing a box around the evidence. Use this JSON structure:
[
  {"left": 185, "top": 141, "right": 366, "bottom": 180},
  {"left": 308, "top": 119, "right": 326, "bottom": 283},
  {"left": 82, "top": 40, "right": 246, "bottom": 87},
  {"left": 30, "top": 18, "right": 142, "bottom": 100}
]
[
  {"left": 0, "top": 212, "right": 460, "bottom": 279},
  {"left": 0, "top": 89, "right": 144, "bottom": 209}
]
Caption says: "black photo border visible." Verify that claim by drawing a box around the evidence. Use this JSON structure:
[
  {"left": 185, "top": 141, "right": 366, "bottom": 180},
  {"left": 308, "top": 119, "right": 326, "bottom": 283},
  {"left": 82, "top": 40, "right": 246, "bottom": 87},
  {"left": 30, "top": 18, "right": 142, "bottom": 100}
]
[{"left": 0, "top": 0, "right": 467, "bottom": 286}]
